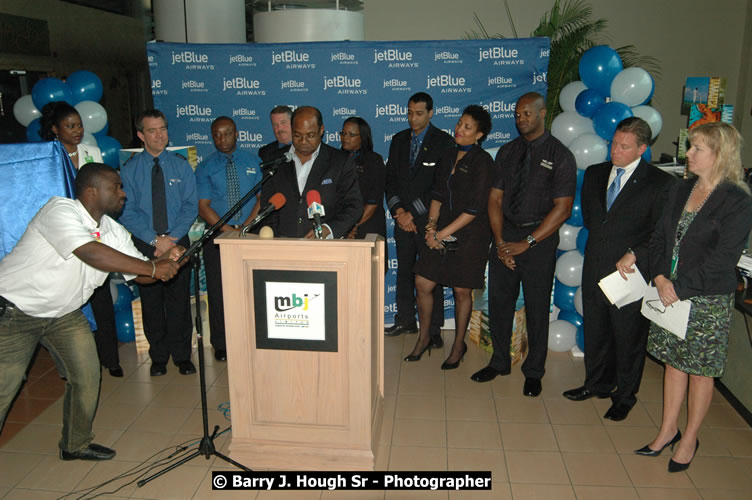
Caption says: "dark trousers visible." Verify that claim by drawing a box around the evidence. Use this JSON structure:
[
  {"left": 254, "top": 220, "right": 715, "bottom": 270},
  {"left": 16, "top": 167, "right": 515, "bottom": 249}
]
[
  {"left": 132, "top": 235, "right": 193, "bottom": 364},
  {"left": 582, "top": 284, "right": 649, "bottom": 409},
  {"left": 202, "top": 234, "right": 226, "bottom": 351},
  {"left": 88, "top": 277, "right": 119, "bottom": 369},
  {"left": 488, "top": 224, "right": 558, "bottom": 379},
  {"left": 394, "top": 222, "right": 443, "bottom": 334}
]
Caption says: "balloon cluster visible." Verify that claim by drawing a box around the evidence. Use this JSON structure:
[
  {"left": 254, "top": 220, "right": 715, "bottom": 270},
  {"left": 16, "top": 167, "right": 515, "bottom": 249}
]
[
  {"left": 12, "top": 71, "right": 122, "bottom": 167},
  {"left": 548, "top": 46, "right": 661, "bottom": 353},
  {"left": 111, "top": 281, "right": 136, "bottom": 343}
]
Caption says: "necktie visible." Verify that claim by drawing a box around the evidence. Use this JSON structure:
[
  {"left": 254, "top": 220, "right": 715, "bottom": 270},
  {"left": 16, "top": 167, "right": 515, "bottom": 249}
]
[
  {"left": 606, "top": 168, "right": 625, "bottom": 211},
  {"left": 409, "top": 134, "right": 420, "bottom": 168},
  {"left": 225, "top": 154, "right": 241, "bottom": 223},
  {"left": 510, "top": 142, "right": 532, "bottom": 215},
  {"left": 151, "top": 157, "right": 168, "bottom": 234}
]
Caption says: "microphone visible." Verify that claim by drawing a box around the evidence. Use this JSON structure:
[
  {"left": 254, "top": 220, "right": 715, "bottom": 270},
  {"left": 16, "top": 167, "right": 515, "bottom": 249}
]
[
  {"left": 260, "top": 151, "right": 294, "bottom": 170},
  {"left": 241, "top": 193, "right": 286, "bottom": 235},
  {"left": 306, "top": 190, "right": 326, "bottom": 239}
]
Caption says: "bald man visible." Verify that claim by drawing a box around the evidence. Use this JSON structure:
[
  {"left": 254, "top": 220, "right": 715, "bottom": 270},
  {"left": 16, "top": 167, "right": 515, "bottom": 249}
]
[
  {"left": 259, "top": 106, "right": 362, "bottom": 239},
  {"left": 471, "top": 93, "right": 576, "bottom": 398}
]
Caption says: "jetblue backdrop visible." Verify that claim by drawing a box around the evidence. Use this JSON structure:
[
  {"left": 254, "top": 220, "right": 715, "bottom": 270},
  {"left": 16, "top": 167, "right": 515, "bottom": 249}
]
[{"left": 147, "top": 38, "right": 550, "bottom": 326}]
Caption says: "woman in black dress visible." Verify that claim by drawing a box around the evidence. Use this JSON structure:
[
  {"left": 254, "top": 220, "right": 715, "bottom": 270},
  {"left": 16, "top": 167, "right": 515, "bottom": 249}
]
[
  {"left": 405, "top": 105, "right": 493, "bottom": 369},
  {"left": 340, "top": 117, "right": 387, "bottom": 240},
  {"left": 630, "top": 122, "right": 752, "bottom": 472}
]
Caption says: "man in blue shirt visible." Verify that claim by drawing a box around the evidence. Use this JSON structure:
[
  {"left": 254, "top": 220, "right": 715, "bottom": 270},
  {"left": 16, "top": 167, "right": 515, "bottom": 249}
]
[
  {"left": 119, "top": 109, "right": 198, "bottom": 377},
  {"left": 195, "top": 116, "right": 263, "bottom": 361}
]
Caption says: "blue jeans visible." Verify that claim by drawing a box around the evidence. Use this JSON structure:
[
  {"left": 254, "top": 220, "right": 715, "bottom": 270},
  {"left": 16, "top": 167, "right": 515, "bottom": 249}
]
[{"left": 0, "top": 306, "right": 101, "bottom": 452}]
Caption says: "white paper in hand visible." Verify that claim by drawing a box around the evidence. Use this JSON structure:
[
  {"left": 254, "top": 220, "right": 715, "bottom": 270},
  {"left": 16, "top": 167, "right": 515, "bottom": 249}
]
[
  {"left": 640, "top": 285, "right": 691, "bottom": 340},
  {"left": 598, "top": 266, "right": 648, "bottom": 308}
]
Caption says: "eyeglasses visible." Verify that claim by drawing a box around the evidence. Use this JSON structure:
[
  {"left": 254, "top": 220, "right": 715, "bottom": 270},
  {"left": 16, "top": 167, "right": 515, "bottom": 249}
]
[
  {"left": 340, "top": 131, "right": 360, "bottom": 138},
  {"left": 645, "top": 299, "right": 667, "bottom": 314}
]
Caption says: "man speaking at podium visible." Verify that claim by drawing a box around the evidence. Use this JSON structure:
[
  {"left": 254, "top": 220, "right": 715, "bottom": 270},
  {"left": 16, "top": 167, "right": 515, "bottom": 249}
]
[{"left": 260, "top": 106, "right": 362, "bottom": 239}]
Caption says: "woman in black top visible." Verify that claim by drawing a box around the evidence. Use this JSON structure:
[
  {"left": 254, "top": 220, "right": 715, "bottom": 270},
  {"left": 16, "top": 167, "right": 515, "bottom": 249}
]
[
  {"left": 406, "top": 105, "right": 494, "bottom": 369},
  {"left": 340, "top": 117, "right": 386, "bottom": 240},
  {"left": 630, "top": 122, "right": 752, "bottom": 472}
]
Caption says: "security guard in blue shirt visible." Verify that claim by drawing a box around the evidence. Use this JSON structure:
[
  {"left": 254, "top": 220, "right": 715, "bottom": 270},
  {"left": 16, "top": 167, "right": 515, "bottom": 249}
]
[{"left": 195, "top": 116, "right": 263, "bottom": 361}]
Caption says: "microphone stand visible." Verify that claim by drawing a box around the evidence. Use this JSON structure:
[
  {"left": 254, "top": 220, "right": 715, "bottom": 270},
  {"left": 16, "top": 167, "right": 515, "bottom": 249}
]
[{"left": 138, "top": 156, "right": 286, "bottom": 487}]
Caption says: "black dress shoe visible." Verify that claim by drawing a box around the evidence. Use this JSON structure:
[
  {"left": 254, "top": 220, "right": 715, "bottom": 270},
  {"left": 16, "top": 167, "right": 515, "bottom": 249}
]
[
  {"left": 60, "top": 443, "right": 116, "bottom": 461},
  {"left": 150, "top": 362, "right": 167, "bottom": 376},
  {"left": 668, "top": 439, "right": 699, "bottom": 472},
  {"left": 635, "top": 430, "right": 682, "bottom": 456},
  {"left": 214, "top": 349, "right": 227, "bottom": 361},
  {"left": 177, "top": 360, "right": 196, "bottom": 375},
  {"left": 523, "top": 378, "right": 542, "bottom": 397},
  {"left": 107, "top": 366, "right": 124, "bottom": 377},
  {"left": 385, "top": 323, "right": 418, "bottom": 336},
  {"left": 563, "top": 386, "right": 611, "bottom": 401},
  {"left": 471, "top": 365, "right": 509, "bottom": 383},
  {"left": 429, "top": 335, "right": 444, "bottom": 349},
  {"left": 441, "top": 342, "right": 467, "bottom": 370},
  {"left": 603, "top": 403, "right": 632, "bottom": 421}
]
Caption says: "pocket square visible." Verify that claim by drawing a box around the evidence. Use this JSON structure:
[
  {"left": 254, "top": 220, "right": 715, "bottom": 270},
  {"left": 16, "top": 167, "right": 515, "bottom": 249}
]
[{"left": 321, "top": 178, "right": 333, "bottom": 185}]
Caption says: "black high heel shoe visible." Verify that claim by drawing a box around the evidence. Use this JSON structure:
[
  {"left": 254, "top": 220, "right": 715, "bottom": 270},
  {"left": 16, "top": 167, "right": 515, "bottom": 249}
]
[
  {"left": 634, "top": 429, "right": 682, "bottom": 456},
  {"left": 668, "top": 439, "right": 699, "bottom": 473},
  {"left": 404, "top": 339, "right": 432, "bottom": 362},
  {"left": 441, "top": 342, "right": 467, "bottom": 370}
]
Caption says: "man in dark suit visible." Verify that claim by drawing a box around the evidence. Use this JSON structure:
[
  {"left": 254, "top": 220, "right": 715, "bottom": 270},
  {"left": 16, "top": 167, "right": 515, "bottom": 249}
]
[
  {"left": 260, "top": 106, "right": 362, "bottom": 239},
  {"left": 563, "top": 117, "right": 676, "bottom": 421},
  {"left": 384, "top": 92, "right": 455, "bottom": 346},
  {"left": 258, "top": 105, "right": 293, "bottom": 163}
]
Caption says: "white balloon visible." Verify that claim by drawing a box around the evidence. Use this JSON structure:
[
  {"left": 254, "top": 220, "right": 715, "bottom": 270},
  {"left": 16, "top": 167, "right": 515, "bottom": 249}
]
[
  {"left": 559, "top": 81, "right": 588, "bottom": 112},
  {"left": 548, "top": 320, "right": 577, "bottom": 352},
  {"left": 574, "top": 286, "right": 583, "bottom": 315},
  {"left": 551, "top": 111, "right": 596, "bottom": 147},
  {"left": 610, "top": 67, "right": 654, "bottom": 108},
  {"left": 569, "top": 133, "right": 609, "bottom": 170},
  {"left": 549, "top": 305, "right": 560, "bottom": 322},
  {"left": 13, "top": 95, "right": 41, "bottom": 127},
  {"left": 631, "top": 105, "right": 663, "bottom": 139},
  {"left": 558, "top": 224, "right": 581, "bottom": 251},
  {"left": 81, "top": 132, "right": 98, "bottom": 146},
  {"left": 555, "top": 250, "right": 584, "bottom": 287},
  {"left": 75, "top": 100, "right": 108, "bottom": 134}
]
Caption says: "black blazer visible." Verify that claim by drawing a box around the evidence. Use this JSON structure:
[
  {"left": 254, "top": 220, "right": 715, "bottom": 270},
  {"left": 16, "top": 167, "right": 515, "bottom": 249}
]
[
  {"left": 385, "top": 123, "right": 455, "bottom": 220},
  {"left": 258, "top": 141, "right": 291, "bottom": 163},
  {"left": 260, "top": 143, "right": 363, "bottom": 238},
  {"left": 649, "top": 178, "right": 752, "bottom": 300},
  {"left": 581, "top": 159, "right": 676, "bottom": 295}
]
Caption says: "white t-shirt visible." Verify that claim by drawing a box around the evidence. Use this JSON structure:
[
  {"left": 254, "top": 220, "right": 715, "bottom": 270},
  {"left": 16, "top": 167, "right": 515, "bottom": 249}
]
[{"left": 0, "top": 197, "right": 146, "bottom": 318}]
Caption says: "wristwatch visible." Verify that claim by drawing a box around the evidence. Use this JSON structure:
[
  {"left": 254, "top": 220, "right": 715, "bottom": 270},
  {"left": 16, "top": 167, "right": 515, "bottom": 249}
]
[{"left": 526, "top": 234, "right": 537, "bottom": 248}]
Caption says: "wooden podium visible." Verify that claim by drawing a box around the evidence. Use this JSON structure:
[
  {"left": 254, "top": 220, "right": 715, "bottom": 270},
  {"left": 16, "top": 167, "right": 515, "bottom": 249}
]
[{"left": 215, "top": 233, "right": 384, "bottom": 470}]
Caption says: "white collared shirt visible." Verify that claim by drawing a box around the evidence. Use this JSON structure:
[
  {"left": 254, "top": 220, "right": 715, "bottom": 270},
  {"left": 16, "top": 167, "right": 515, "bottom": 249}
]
[
  {"left": 0, "top": 197, "right": 147, "bottom": 318},
  {"left": 290, "top": 143, "right": 321, "bottom": 195},
  {"left": 607, "top": 157, "right": 641, "bottom": 195}
]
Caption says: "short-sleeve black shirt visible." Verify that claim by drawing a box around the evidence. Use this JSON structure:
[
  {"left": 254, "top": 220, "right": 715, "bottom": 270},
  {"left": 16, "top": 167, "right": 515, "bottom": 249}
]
[{"left": 493, "top": 131, "right": 576, "bottom": 225}]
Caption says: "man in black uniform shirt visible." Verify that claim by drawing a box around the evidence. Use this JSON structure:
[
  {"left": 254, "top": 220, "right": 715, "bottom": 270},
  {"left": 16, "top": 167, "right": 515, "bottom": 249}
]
[
  {"left": 384, "top": 92, "right": 455, "bottom": 346},
  {"left": 471, "top": 92, "right": 576, "bottom": 398},
  {"left": 258, "top": 105, "right": 293, "bottom": 163}
]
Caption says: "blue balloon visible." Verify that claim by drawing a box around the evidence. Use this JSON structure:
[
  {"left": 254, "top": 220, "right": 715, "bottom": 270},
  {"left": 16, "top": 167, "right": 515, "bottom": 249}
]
[
  {"left": 93, "top": 121, "right": 109, "bottom": 140},
  {"left": 66, "top": 70, "right": 103, "bottom": 104},
  {"left": 31, "top": 77, "right": 73, "bottom": 110},
  {"left": 114, "top": 309, "right": 135, "bottom": 343},
  {"left": 576, "top": 324, "right": 585, "bottom": 351},
  {"left": 113, "top": 283, "right": 134, "bottom": 312},
  {"left": 554, "top": 279, "right": 578, "bottom": 311},
  {"left": 642, "top": 145, "right": 652, "bottom": 163},
  {"left": 579, "top": 46, "right": 623, "bottom": 97},
  {"left": 26, "top": 118, "right": 43, "bottom": 142},
  {"left": 566, "top": 194, "right": 583, "bottom": 226},
  {"left": 97, "top": 135, "right": 123, "bottom": 167},
  {"left": 593, "top": 102, "right": 633, "bottom": 141},
  {"left": 576, "top": 227, "right": 589, "bottom": 254},
  {"left": 576, "top": 168, "right": 586, "bottom": 192},
  {"left": 575, "top": 89, "right": 606, "bottom": 118},
  {"left": 558, "top": 310, "right": 583, "bottom": 329}
]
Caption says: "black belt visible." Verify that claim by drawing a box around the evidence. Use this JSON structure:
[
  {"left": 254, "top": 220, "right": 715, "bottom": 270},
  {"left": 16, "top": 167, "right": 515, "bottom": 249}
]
[{"left": 505, "top": 219, "right": 543, "bottom": 229}]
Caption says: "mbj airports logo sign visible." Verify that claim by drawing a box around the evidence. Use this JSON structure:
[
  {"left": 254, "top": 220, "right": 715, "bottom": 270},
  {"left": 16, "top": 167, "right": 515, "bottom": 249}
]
[{"left": 265, "top": 282, "right": 325, "bottom": 340}]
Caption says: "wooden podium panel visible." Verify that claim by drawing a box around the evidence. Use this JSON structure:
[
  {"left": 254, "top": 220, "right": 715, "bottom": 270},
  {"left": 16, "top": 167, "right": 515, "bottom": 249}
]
[{"left": 216, "top": 234, "right": 384, "bottom": 470}]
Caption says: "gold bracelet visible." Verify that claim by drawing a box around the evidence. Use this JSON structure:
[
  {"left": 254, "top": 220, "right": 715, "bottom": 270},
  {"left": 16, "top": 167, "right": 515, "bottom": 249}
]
[{"left": 150, "top": 260, "right": 156, "bottom": 279}]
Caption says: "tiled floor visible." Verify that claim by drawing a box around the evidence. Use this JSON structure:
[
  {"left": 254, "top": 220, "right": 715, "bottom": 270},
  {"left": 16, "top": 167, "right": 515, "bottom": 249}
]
[{"left": 2, "top": 330, "right": 751, "bottom": 499}]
